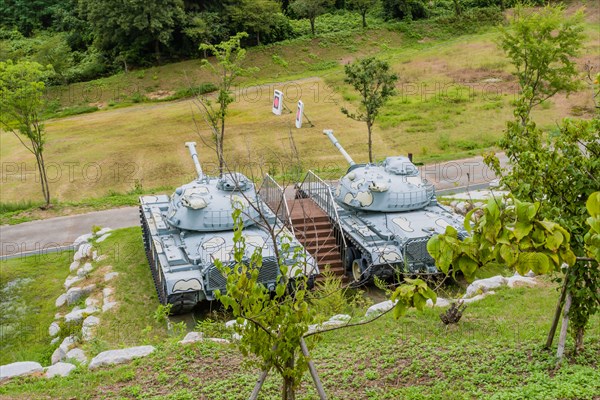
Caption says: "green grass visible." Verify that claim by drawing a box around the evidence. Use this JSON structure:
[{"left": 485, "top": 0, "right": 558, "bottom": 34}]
[
  {"left": 87, "top": 227, "right": 169, "bottom": 349},
  {"left": 0, "top": 278, "right": 598, "bottom": 399},
  {"left": 0, "top": 227, "right": 169, "bottom": 368},
  {"left": 0, "top": 250, "right": 73, "bottom": 365}
]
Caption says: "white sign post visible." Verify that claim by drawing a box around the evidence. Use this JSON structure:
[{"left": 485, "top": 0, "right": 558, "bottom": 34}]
[
  {"left": 272, "top": 90, "right": 283, "bottom": 115},
  {"left": 295, "top": 100, "right": 304, "bottom": 129}
]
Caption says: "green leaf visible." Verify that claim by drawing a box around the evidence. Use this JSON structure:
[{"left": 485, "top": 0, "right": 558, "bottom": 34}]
[
  {"left": 413, "top": 293, "right": 426, "bottom": 311},
  {"left": 559, "top": 248, "right": 577, "bottom": 266},
  {"left": 545, "top": 230, "right": 563, "bottom": 251},
  {"left": 464, "top": 208, "right": 476, "bottom": 234},
  {"left": 517, "top": 252, "right": 549, "bottom": 275},
  {"left": 514, "top": 221, "right": 534, "bottom": 241},
  {"left": 586, "top": 192, "right": 600, "bottom": 217},
  {"left": 499, "top": 244, "right": 517, "bottom": 267},
  {"left": 486, "top": 198, "right": 500, "bottom": 221},
  {"left": 427, "top": 235, "right": 441, "bottom": 259},
  {"left": 424, "top": 286, "right": 437, "bottom": 304},
  {"left": 537, "top": 220, "right": 556, "bottom": 232},
  {"left": 393, "top": 301, "right": 407, "bottom": 319},
  {"left": 458, "top": 255, "right": 478, "bottom": 281}
]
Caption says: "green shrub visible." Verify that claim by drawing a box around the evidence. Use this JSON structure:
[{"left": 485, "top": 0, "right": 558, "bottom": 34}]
[{"left": 168, "top": 82, "right": 218, "bottom": 101}]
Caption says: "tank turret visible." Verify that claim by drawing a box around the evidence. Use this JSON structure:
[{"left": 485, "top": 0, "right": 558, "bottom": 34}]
[
  {"left": 165, "top": 142, "right": 260, "bottom": 231},
  {"left": 323, "top": 130, "right": 435, "bottom": 212}
]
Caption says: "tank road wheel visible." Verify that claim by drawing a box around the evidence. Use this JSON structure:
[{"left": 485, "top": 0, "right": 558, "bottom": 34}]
[
  {"left": 351, "top": 259, "right": 365, "bottom": 283},
  {"left": 167, "top": 293, "right": 197, "bottom": 315}
]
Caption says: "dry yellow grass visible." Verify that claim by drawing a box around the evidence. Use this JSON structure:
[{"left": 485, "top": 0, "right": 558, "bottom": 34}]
[{"left": 1, "top": 6, "right": 598, "bottom": 204}]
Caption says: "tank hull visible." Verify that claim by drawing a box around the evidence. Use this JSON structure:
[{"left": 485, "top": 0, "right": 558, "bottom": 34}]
[
  {"left": 140, "top": 193, "right": 317, "bottom": 314},
  {"left": 336, "top": 201, "right": 466, "bottom": 281}
]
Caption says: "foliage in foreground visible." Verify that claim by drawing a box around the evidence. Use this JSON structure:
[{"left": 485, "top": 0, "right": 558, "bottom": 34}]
[
  {"left": 216, "top": 206, "right": 435, "bottom": 399},
  {"left": 0, "top": 283, "right": 599, "bottom": 399}
]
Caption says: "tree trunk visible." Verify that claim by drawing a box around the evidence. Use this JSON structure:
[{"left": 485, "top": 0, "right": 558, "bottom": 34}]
[
  {"left": 361, "top": 11, "right": 367, "bottom": 28},
  {"left": 575, "top": 326, "right": 585, "bottom": 354},
  {"left": 367, "top": 121, "right": 373, "bottom": 163},
  {"left": 282, "top": 356, "right": 296, "bottom": 400},
  {"left": 310, "top": 18, "right": 316, "bottom": 36},
  {"left": 38, "top": 150, "right": 51, "bottom": 207},
  {"left": 453, "top": 0, "right": 462, "bottom": 17},
  {"left": 300, "top": 338, "right": 327, "bottom": 399},
  {"left": 219, "top": 118, "right": 225, "bottom": 177},
  {"left": 34, "top": 147, "right": 51, "bottom": 209},
  {"left": 155, "top": 39, "right": 161, "bottom": 64},
  {"left": 249, "top": 370, "right": 269, "bottom": 400},
  {"left": 257, "top": 31, "right": 261, "bottom": 46}
]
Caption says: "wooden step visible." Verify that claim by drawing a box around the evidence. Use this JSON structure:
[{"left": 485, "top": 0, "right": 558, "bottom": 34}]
[
  {"left": 287, "top": 196, "right": 346, "bottom": 281},
  {"left": 294, "top": 228, "right": 333, "bottom": 239},
  {"left": 291, "top": 215, "right": 330, "bottom": 224},
  {"left": 302, "top": 236, "right": 337, "bottom": 247},
  {"left": 292, "top": 217, "right": 331, "bottom": 227}
]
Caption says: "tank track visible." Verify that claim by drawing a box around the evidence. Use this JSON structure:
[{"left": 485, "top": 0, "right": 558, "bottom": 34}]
[
  {"left": 140, "top": 206, "right": 167, "bottom": 305},
  {"left": 139, "top": 205, "right": 197, "bottom": 314}
]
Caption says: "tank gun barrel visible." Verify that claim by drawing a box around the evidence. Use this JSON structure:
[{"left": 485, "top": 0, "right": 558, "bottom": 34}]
[
  {"left": 185, "top": 142, "right": 203, "bottom": 180},
  {"left": 323, "top": 129, "right": 356, "bottom": 166}
]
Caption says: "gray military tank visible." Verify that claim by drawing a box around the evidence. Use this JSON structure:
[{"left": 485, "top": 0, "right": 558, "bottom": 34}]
[
  {"left": 140, "top": 142, "right": 317, "bottom": 314},
  {"left": 319, "top": 130, "right": 466, "bottom": 282}
]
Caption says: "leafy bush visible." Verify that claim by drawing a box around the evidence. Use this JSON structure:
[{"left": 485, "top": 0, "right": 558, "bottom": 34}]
[
  {"left": 290, "top": 10, "right": 384, "bottom": 37},
  {"left": 382, "top": 0, "right": 429, "bottom": 21},
  {"left": 167, "top": 82, "right": 218, "bottom": 101}
]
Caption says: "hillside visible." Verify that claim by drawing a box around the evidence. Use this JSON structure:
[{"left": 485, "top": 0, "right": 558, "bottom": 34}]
[{"left": 0, "top": 4, "right": 598, "bottom": 209}]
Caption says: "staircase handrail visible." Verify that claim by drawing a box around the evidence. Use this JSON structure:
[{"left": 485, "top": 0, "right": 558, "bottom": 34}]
[
  {"left": 258, "top": 174, "right": 295, "bottom": 236},
  {"left": 299, "top": 171, "right": 347, "bottom": 250}
]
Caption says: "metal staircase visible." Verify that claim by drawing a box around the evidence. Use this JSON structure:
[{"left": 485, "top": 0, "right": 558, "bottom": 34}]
[
  {"left": 288, "top": 197, "right": 344, "bottom": 277},
  {"left": 258, "top": 173, "right": 347, "bottom": 279}
]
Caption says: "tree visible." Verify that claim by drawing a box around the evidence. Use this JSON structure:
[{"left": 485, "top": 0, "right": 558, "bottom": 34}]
[
  {"left": 218, "top": 194, "right": 435, "bottom": 399},
  {"left": 427, "top": 192, "right": 600, "bottom": 357},
  {"left": 226, "top": 0, "right": 282, "bottom": 45},
  {"left": 290, "top": 0, "right": 333, "bottom": 36},
  {"left": 0, "top": 0, "right": 64, "bottom": 36},
  {"left": 381, "top": 0, "right": 428, "bottom": 21},
  {"left": 486, "top": 4, "right": 598, "bottom": 353},
  {"left": 0, "top": 60, "right": 52, "bottom": 208},
  {"left": 341, "top": 57, "right": 397, "bottom": 163},
  {"left": 78, "top": 0, "right": 185, "bottom": 64},
  {"left": 196, "top": 32, "right": 257, "bottom": 176},
  {"left": 498, "top": 5, "right": 585, "bottom": 124},
  {"left": 347, "top": 0, "right": 376, "bottom": 28},
  {"left": 183, "top": 11, "right": 228, "bottom": 57}
]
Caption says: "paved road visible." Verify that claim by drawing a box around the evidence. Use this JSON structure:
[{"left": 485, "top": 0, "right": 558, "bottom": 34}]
[
  {"left": 0, "top": 153, "right": 507, "bottom": 257},
  {"left": 0, "top": 207, "right": 140, "bottom": 258}
]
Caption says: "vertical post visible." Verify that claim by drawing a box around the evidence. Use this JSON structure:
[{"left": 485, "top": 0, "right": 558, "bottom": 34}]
[
  {"left": 556, "top": 292, "right": 572, "bottom": 362},
  {"left": 248, "top": 370, "right": 269, "bottom": 400},
  {"left": 545, "top": 269, "right": 569, "bottom": 349},
  {"left": 300, "top": 338, "right": 327, "bottom": 400}
]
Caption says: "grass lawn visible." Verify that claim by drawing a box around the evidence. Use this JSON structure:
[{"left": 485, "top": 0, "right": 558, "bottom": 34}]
[
  {"left": 1, "top": 4, "right": 598, "bottom": 212},
  {"left": 87, "top": 227, "right": 169, "bottom": 350},
  {"left": 0, "top": 227, "right": 168, "bottom": 367},
  {"left": 0, "top": 250, "right": 73, "bottom": 365},
  {"left": 0, "top": 279, "right": 598, "bottom": 399}
]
